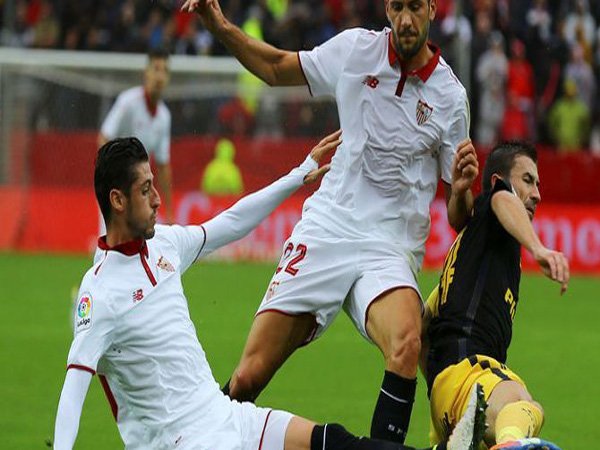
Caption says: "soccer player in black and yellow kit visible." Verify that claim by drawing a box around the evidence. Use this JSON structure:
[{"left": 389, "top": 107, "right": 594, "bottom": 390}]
[{"left": 421, "top": 142, "right": 569, "bottom": 450}]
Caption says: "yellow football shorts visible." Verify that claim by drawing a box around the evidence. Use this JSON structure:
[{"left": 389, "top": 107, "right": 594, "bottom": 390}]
[{"left": 429, "top": 354, "right": 527, "bottom": 445}]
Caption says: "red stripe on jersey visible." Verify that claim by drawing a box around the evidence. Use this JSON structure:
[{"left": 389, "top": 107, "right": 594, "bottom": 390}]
[
  {"left": 258, "top": 409, "right": 273, "bottom": 450},
  {"left": 67, "top": 364, "right": 96, "bottom": 375},
  {"left": 94, "top": 251, "right": 108, "bottom": 276},
  {"left": 140, "top": 253, "right": 157, "bottom": 286},
  {"left": 99, "top": 375, "right": 119, "bottom": 421},
  {"left": 256, "top": 308, "right": 302, "bottom": 318},
  {"left": 143, "top": 89, "right": 158, "bottom": 117},
  {"left": 395, "top": 73, "right": 408, "bottom": 97},
  {"left": 193, "top": 225, "right": 207, "bottom": 264},
  {"left": 388, "top": 35, "right": 440, "bottom": 83},
  {"left": 297, "top": 52, "right": 313, "bottom": 97},
  {"left": 98, "top": 236, "right": 146, "bottom": 256}
]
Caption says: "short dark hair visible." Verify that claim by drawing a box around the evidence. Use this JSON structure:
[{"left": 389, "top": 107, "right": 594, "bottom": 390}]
[
  {"left": 95, "top": 137, "right": 149, "bottom": 223},
  {"left": 481, "top": 141, "right": 537, "bottom": 192}
]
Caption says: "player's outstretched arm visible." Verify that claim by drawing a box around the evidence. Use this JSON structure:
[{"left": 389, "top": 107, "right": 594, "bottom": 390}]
[
  {"left": 200, "top": 130, "right": 341, "bottom": 255},
  {"left": 53, "top": 369, "right": 92, "bottom": 450},
  {"left": 181, "top": 0, "right": 304, "bottom": 86},
  {"left": 445, "top": 139, "right": 478, "bottom": 231},
  {"left": 491, "top": 190, "right": 570, "bottom": 294}
]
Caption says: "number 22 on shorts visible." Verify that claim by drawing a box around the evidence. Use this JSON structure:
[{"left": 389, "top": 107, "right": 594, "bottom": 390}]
[{"left": 276, "top": 242, "right": 307, "bottom": 276}]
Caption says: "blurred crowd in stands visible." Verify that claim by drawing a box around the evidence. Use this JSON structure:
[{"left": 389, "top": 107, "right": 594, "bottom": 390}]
[{"left": 2, "top": 0, "right": 600, "bottom": 153}]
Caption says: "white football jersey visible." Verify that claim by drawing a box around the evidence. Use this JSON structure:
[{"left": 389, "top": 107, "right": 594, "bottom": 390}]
[
  {"left": 298, "top": 28, "right": 469, "bottom": 269},
  {"left": 67, "top": 156, "right": 317, "bottom": 449},
  {"left": 101, "top": 86, "right": 171, "bottom": 164},
  {"left": 68, "top": 226, "right": 223, "bottom": 449}
]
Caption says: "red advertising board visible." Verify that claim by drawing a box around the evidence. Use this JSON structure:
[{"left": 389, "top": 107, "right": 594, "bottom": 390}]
[
  {"left": 24, "top": 132, "right": 600, "bottom": 203},
  {"left": 2, "top": 187, "right": 599, "bottom": 274}
]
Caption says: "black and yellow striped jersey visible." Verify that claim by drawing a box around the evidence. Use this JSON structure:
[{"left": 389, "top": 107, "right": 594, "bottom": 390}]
[{"left": 426, "top": 178, "right": 521, "bottom": 393}]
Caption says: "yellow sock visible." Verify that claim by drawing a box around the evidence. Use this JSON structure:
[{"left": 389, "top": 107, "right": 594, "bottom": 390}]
[{"left": 495, "top": 401, "right": 544, "bottom": 443}]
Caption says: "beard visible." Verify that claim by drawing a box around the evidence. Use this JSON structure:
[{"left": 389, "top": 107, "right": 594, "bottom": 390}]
[
  {"left": 143, "top": 226, "right": 156, "bottom": 239},
  {"left": 126, "top": 206, "right": 156, "bottom": 240},
  {"left": 524, "top": 202, "right": 537, "bottom": 220},
  {"left": 393, "top": 21, "right": 430, "bottom": 60}
]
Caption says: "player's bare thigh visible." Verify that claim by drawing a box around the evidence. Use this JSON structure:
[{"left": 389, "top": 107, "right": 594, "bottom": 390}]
[
  {"left": 230, "top": 311, "right": 317, "bottom": 401},
  {"left": 283, "top": 416, "right": 316, "bottom": 450},
  {"left": 366, "top": 287, "right": 423, "bottom": 378}
]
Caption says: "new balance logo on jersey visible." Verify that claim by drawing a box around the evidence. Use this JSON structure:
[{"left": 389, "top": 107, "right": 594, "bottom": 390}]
[
  {"left": 157, "top": 256, "right": 175, "bottom": 272},
  {"left": 132, "top": 289, "right": 144, "bottom": 303},
  {"left": 416, "top": 99, "right": 433, "bottom": 125},
  {"left": 362, "top": 75, "right": 379, "bottom": 89}
]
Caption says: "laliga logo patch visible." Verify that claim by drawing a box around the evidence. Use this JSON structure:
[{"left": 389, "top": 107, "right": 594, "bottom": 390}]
[
  {"left": 416, "top": 99, "right": 433, "bottom": 126},
  {"left": 76, "top": 293, "right": 93, "bottom": 331}
]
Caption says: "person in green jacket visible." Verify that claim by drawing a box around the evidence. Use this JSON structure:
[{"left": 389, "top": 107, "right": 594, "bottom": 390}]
[
  {"left": 548, "top": 78, "right": 590, "bottom": 152},
  {"left": 201, "top": 138, "right": 244, "bottom": 195}
]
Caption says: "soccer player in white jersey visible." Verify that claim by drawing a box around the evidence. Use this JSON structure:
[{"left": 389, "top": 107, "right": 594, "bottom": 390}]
[
  {"left": 53, "top": 136, "right": 487, "bottom": 450},
  {"left": 98, "top": 48, "right": 174, "bottom": 224},
  {"left": 181, "top": 0, "right": 479, "bottom": 444}
]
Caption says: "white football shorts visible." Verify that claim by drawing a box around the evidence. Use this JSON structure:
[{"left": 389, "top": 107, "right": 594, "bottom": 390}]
[
  {"left": 256, "top": 220, "right": 422, "bottom": 343},
  {"left": 175, "top": 396, "right": 293, "bottom": 450}
]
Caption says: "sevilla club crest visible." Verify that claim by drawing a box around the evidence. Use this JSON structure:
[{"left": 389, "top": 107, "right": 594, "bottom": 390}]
[
  {"left": 157, "top": 256, "right": 175, "bottom": 272},
  {"left": 416, "top": 99, "right": 433, "bottom": 126}
]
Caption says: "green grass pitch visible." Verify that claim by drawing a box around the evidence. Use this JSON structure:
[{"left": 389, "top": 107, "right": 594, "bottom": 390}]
[{"left": 1, "top": 252, "right": 598, "bottom": 449}]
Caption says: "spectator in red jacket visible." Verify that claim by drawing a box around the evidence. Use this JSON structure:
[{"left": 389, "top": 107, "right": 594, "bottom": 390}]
[{"left": 501, "top": 39, "right": 535, "bottom": 141}]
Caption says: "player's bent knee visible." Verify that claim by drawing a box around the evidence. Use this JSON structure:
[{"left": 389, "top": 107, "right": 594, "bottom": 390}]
[
  {"left": 489, "top": 380, "right": 532, "bottom": 409},
  {"left": 386, "top": 333, "right": 421, "bottom": 372}
]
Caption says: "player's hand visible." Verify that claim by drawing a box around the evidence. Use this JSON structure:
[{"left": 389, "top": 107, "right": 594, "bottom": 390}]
[
  {"left": 181, "top": 0, "right": 204, "bottom": 13},
  {"left": 180, "top": 0, "right": 225, "bottom": 33},
  {"left": 451, "top": 139, "right": 478, "bottom": 194},
  {"left": 533, "top": 246, "right": 570, "bottom": 295},
  {"left": 304, "top": 129, "right": 342, "bottom": 185}
]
